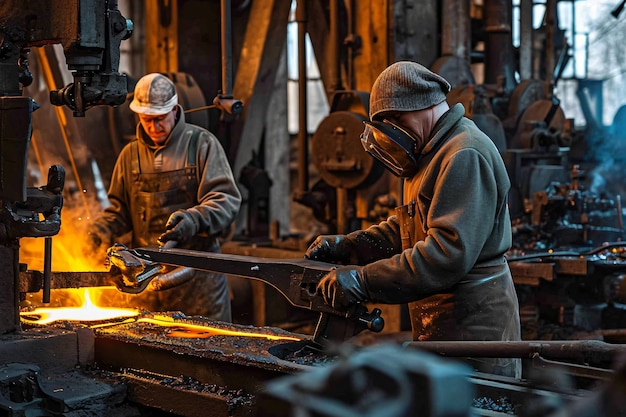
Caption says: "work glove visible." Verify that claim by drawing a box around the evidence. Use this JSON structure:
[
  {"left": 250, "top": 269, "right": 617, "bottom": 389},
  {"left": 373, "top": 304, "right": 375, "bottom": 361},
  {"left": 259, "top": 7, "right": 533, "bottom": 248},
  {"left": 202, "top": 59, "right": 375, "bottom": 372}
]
[
  {"left": 158, "top": 210, "right": 198, "bottom": 246},
  {"left": 316, "top": 266, "right": 369, "bottom": 309},
  {"left": 86, "top": 224, "right": 112, "bottom": 253},
  {"left": 305, "top": 235, "right": 358, "bottom": 265}
]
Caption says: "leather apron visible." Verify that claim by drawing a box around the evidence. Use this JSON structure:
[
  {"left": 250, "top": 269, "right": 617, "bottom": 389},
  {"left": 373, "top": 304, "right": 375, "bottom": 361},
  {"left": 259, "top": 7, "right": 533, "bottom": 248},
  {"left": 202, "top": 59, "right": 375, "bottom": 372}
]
[
  {"left": 396, "top": 200, "right": 521, "bottom": 378},
  {"left": 123, "top": 135, "right": 232, "bottom": 321}
]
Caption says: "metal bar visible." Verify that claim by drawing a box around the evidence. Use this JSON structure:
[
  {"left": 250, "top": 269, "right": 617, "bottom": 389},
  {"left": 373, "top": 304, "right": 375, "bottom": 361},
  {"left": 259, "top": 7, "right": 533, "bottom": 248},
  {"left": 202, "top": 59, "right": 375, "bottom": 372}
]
[
  {"left": 12, "top": 245, "right": 20, "bottom": 330},
  {"left": 442, "top": 0, "right": 470, "bottom": 62},
  {"left": 42, "top": 237, "right": 52, "bottom": 303},
  {"left": 519, "top": 0, "right": 533, "bottom": 80},
  {"left": 617, "top": 195, "right": 624, "bottom": 231},
  {"left": 532, "top": 354, "right": 614, "bottom": 381},
  {"left": 484, "top": 0, "right": 516, "bottom": 92},
  {"left": 19, "top": 271, "right": 113, "bottom": 293},
  {"left": 220, "top": 0, "right": 233, "bottom": 96},
  {"left": 545, "top": 0, "right": 557, "bottom": 86},
  {"left": 404, "top": 340, "right": 626, "bottom": 366},
  {"left": 131, "top": 247, "right": 333, "bottom": 311},
  {"left": 124, "top": 247, "right": 385, "bottom": 344},
  {"left": 329, "top": 0, "right": 343, "bottom": 91},
  {"left": 296, "top": 0, "right": 309, "bottom": 193}
]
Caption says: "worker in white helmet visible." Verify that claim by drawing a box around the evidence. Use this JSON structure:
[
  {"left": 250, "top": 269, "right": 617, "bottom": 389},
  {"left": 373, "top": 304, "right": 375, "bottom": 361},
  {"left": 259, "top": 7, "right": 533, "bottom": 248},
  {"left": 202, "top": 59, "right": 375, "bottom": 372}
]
[{"left": 88, "top": 73, "right": 241, "bottom": 321}]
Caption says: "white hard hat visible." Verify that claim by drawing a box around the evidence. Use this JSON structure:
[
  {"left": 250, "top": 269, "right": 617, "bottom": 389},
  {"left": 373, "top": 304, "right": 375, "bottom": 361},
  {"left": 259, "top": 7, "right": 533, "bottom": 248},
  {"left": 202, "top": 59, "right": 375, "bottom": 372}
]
[{"left": 129, "top": 73, "right": 178, "bottom": 115}]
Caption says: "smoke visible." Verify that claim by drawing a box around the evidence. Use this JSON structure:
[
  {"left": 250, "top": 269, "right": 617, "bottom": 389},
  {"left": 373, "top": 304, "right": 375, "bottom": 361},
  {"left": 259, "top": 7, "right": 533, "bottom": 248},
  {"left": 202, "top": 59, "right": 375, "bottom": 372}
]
[{"left": 585, "top": 108, "right": 626, "bottom": 200}]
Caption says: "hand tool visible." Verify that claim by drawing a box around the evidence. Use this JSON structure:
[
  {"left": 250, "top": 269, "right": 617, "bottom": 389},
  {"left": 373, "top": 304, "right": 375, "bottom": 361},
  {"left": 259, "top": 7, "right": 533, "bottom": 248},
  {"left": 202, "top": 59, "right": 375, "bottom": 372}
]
[{"left": 105, "top": 243, "right": 385, "bottom": 346}]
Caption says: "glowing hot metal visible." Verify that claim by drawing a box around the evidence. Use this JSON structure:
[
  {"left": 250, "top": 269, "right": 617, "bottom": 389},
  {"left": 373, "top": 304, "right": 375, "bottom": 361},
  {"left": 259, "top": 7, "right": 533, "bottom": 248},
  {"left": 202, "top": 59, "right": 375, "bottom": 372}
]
[{"left": 20, "top": 289, "right": 139, "bottom": 325}]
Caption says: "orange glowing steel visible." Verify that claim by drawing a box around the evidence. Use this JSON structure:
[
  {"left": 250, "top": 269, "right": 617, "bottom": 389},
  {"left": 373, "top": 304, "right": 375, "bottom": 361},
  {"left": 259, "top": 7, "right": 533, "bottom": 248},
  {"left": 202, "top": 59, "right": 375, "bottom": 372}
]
[
  {"left": 138, "top": 317, "right": 301, "bottom": 341},
  {"left": 20, "top": 288, "right": 301, "bottom": 342},
  {"left": 20, "top": 288, "right": 139, "bottom": 325}
]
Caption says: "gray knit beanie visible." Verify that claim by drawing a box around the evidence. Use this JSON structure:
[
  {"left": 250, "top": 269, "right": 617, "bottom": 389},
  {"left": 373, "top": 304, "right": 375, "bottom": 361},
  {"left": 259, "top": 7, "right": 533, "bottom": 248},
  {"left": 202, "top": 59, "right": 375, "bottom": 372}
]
[{"left": 369, "top": 61, "right": 451, "bottom": 120}]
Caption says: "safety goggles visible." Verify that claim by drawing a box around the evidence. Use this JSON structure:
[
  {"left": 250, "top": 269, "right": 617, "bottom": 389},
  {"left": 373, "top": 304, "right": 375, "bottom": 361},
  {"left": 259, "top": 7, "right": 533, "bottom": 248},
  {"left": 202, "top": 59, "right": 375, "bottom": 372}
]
[{"left": 360, "top": 120, "right": 418, "bottom": 177}]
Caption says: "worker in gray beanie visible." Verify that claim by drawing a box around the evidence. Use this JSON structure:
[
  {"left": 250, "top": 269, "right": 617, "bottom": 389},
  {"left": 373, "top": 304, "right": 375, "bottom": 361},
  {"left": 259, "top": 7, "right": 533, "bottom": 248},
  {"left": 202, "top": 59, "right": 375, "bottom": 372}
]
[
  {"left": 369, "top": 61, "right": 451, "bottom": 119},
  {"left": 306, "top": 61, "right": 522, "bottom": 378}
]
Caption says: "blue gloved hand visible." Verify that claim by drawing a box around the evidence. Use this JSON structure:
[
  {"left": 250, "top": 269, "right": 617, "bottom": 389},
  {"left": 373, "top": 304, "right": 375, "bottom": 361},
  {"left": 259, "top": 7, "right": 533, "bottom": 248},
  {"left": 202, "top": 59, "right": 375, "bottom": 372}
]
[
  {"left": 316, "top": 266, "right": 369, "bottom": 309},
  {"left": 158, "top": 210, "right": 198, "bottom": 246},
  {"left": 305, "top": 235, "right": 358, "bottom": 265}
]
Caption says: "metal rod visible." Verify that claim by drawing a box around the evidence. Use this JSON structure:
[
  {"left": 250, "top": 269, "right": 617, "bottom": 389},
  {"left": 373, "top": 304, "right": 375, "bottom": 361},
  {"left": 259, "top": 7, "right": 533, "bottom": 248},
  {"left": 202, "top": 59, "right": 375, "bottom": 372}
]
[
  {"left": 329, "top": 0, "right": 342, "bottom": 91},
  {"left": 617, "top": 195, "right": 624, "bottom": 230},
  {"left": 336, "top": 187, "right": 348, "bottom": 234},
  {"left": 148, "top": 266, "right": 196, "bottom": 291},
  {"left": 220, "top": 0, "right": 233, "bottom": 96},
  {"left": 532, "top": 354, "right": 614, "bottom": 381},
  {"left": 519, "top": 0, "right": 533, "bottom": 80},
  {"left": 296, "top": 0, "right": 309, "bottom": 193},
  {"left": 442, "top": 0, "right": 470, "bottom": 63},
  {"left": 346, "top": 0, "right": 354, "bottom": 89},
  {"left": 545, "top": 0, "right": 557, "bottom": 87},
  {"left": 13, "top": 244, "right": 20, "bottom": 330},
  {"left": 403, "top": 340, "right": 625, "bottom": 365},
  {"left": 484, "top": 0, "right": 516, "bottom": 93},
  {"left": 43, "top": 237, "right": 52, "bottom": 303}
]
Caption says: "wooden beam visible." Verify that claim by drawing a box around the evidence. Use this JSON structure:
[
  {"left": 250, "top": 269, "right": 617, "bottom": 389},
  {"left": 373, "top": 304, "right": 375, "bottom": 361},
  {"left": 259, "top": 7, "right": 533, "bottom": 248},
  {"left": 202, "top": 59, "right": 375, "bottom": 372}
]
[
  {"left": 307, "top": 0, "right": 393, "bottom": 100},
  {"left": 145, "top": 0, "right": 178, "bottom": 73},
  {"left": 231, "top": 0, "right": 292, "bottom": 175}
]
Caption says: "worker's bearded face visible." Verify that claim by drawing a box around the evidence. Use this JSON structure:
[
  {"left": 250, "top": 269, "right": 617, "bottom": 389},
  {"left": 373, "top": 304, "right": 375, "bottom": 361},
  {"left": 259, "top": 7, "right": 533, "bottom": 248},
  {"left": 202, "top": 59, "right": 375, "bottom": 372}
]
[{"left": 138, "top": 108, "right": 177, "bottom": 146}]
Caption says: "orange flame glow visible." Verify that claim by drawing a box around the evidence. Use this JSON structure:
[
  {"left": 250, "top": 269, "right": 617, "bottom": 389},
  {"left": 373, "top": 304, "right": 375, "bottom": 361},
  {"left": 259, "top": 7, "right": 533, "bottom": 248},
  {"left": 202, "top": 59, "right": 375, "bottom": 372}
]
[
  {"left": 20, "top": 288, "right": 139, "bottom": 325},
  {"left": 137, "top": 316, "right": 301, "bottom": 341},
  {"left": 20, "top": 209, "right": 109, "bottom": 272},
  {"left": 20, "top": 289, "right": 301, "bottom": 342}
]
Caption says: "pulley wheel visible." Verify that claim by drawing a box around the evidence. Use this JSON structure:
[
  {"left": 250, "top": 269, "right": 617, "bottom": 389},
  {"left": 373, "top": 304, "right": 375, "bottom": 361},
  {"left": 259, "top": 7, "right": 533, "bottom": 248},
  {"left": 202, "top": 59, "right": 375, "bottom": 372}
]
[{"left": 311, "top": 111, "right": 383, "bottom": 189}]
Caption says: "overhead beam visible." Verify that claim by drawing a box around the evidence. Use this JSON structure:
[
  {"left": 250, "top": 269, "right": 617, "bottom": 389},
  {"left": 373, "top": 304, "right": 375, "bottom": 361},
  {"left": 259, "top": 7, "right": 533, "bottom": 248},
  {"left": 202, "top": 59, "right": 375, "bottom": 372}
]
[
  {"left": 230, "top": 0, "right": 292, "bottom": 236},
  {"left": 307, "top": 0, "right": 393, "bottom": 100},
  {"left": 231, "top": 0, "right": 292, "bottom": 171},
  {"left": 145, "top": 0, "right": 178, "bottom": 73}
]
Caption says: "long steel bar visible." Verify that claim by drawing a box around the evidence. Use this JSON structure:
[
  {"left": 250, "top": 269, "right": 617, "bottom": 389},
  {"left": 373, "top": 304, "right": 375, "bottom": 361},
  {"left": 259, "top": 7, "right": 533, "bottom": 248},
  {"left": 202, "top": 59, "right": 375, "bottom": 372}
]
[
  {"left": 132, "top": 247, "right": 333, "bottom": 311},
  {"left": 125, "top": 247, "right": 385, "bottom": 344},
  {"left": 404, "top": 340, "right": 626, "bottom": 365}
]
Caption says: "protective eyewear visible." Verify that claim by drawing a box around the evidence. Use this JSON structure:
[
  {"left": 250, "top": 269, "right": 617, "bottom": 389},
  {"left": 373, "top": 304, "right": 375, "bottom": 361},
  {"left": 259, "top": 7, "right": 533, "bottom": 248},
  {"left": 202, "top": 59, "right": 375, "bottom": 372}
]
[{"left": 360, "top": 120, "right": 418, "bottom": 177}]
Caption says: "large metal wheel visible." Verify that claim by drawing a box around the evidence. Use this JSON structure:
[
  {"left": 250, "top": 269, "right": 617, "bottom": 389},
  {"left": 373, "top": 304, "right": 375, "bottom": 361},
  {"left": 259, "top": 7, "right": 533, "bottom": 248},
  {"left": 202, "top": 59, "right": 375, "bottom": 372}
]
[{"left": 311, "top": 111, "right": 383, "bottom": 190}]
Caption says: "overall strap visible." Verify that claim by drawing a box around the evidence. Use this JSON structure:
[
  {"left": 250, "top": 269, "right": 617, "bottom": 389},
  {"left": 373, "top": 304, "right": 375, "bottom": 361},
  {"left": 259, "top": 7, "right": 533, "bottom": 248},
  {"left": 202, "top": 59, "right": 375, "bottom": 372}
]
[
  {"left": 187, "top": 128, "right": 201, "bottom": 167},
  {"left": 130, "top": 129, "right": 200, "bottom": 175},
  {"left": 130, "top": 141, "right": 140, "bottom": 175}
]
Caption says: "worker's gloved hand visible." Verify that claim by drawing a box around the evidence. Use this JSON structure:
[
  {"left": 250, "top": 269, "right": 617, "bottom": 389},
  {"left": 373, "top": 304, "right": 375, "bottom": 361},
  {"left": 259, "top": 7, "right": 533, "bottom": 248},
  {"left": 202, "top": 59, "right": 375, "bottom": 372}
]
[
  {"left": 158, "top": 210, "right": 198, "bottom": 246},
  {"left": 86, "top": 225, "right": 111, "bottom": 254},
  {"left": 305, "top": 235, "right": 358, "bottom": 265},
  {"left": 316, "top": 266, "right": 369, "bottom": 309}
]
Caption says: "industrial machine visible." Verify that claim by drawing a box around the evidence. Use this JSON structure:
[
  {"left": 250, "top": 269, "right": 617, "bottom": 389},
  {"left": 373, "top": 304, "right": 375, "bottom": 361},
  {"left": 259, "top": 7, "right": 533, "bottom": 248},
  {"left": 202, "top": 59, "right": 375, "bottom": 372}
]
[{"left": 0, "top": 0, "right": 133, "bottom": 332}]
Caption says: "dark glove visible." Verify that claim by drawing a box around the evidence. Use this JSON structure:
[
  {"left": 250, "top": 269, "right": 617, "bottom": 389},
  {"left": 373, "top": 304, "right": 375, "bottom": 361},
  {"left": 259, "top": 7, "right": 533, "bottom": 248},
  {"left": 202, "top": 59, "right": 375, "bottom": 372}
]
[
  {"left": 316, "top": 266, "right": 369, "bottom": 309},
  {"left": 158, "top": 210, "right": 198, "bottom": 246},
  {"left": 86, "top": 225, "right": 111, "bottom": 253},
  {"left": 305, "top": 235, "right": 358, "bottom": 265}
]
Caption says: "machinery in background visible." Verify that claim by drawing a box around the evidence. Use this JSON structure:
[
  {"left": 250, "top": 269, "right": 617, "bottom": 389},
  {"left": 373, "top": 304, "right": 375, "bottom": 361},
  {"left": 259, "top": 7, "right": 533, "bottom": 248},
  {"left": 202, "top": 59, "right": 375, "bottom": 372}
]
[{"left": 449, "top": 76, "right": 626, "bottom": 342}]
